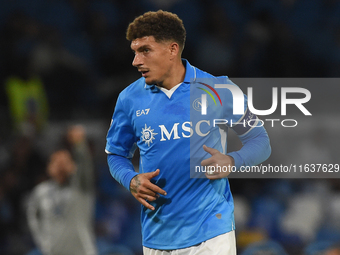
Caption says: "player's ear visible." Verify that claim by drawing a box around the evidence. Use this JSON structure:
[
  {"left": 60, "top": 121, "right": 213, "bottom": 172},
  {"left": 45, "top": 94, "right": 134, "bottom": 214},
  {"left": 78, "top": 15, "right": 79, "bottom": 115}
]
[{"left": 169, "top": 42, "right": 179, "bottom": 59}]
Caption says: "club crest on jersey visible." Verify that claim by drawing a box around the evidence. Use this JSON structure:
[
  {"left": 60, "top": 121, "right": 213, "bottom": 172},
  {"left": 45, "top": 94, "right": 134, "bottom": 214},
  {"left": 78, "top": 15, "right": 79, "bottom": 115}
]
[
  {"left": 141, "top": 124, "right": 158, "bottom": 146},
  {"left": 192, "top": 97, "right": 209, "bottom": 112}
]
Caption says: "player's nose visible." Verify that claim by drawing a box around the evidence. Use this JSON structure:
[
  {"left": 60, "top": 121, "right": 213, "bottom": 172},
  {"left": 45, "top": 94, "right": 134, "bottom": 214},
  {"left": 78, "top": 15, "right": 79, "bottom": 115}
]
[{"left": 132, "top": 53, "right": 143, "bottom": 67}]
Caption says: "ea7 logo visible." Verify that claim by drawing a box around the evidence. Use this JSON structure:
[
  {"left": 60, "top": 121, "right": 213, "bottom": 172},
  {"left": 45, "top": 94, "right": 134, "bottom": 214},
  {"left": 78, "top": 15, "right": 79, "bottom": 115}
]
[
  {"left": 200, "top": 85, "right": 312, "bottom": 116},
  {"left": 136, "top": 108, "right": 150, "bottom": 117}
]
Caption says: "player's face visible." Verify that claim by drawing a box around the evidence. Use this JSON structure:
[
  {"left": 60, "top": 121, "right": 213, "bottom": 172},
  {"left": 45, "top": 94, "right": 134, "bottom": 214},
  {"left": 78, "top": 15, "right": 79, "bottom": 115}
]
[{"left": 131, "top": 36, "right": 173, "bottom": 86}]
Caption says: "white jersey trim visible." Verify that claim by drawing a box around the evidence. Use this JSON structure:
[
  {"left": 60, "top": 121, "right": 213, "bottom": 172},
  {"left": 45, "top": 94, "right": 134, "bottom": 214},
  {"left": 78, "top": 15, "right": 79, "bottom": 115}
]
[{"left": 158, "top": 83, "right": 182, "bottom": 99}]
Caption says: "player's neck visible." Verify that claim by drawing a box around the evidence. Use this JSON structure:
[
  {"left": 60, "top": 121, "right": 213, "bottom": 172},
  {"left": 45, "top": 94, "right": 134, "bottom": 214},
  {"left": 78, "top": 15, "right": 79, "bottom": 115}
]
[{"left": 158, "top": 59, "right": 185, "bottom": 90}]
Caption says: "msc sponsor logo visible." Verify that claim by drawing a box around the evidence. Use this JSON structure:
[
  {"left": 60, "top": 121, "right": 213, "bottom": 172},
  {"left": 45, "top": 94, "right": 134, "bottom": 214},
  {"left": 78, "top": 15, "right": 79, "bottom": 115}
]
[
  {"left": 141, "top": 121, "right": 212, "bottom": 146},
  {"left": 141, "top": 124, "right": 158, "bottom": 146}
]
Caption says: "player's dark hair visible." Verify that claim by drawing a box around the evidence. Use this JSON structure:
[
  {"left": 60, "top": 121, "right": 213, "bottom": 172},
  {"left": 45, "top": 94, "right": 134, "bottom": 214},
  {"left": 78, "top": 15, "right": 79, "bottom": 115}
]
[{"left": 126, "top": 10, "right": 186, "bottom": 51}]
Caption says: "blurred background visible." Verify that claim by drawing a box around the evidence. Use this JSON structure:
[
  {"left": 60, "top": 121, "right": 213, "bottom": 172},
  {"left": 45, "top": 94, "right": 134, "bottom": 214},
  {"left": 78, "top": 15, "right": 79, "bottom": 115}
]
[{"left": 0, "top": 0, "right": 340, "bottom": 254}]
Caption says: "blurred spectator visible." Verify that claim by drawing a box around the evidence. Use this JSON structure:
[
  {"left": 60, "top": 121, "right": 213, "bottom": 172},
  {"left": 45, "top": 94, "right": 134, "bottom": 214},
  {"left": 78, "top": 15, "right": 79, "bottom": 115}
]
[
  {"left": 0, "top": 132, "right": 47, "bottom": 251},
  {"left": 241, "top": 240, "right": 288, "bottom": 255},
  {"left": 194, "top": 3, "right": 236, "bottom": 76},
  {"left": 327, "top": 247, "right": 340, "bottom": 255},
  {"left": 304, "top": 241, "right": 340, "bottom": 255},
  {"left": 280, "top": 192, "right": 324, "bottom": 242},
  {"left": 233, "top": 195, "right": 251, "bottom": 232},
  {"left": 26, "top": 125, "right": 97, "bottom": 255},
  {"left": 5, "top": 56, "right": 49, "bottom": 135},
  {"left": 0, "top": 180, "right": 13, "bottom": 253},
  {"left": 288, "top": 127, "right": 333, "bottom": 166},
  {"left": 30, "top": 28, "right": 95, "bottom": 119},
  {"left": 30, "top": 28, "right": 87, "bottom": 79}
]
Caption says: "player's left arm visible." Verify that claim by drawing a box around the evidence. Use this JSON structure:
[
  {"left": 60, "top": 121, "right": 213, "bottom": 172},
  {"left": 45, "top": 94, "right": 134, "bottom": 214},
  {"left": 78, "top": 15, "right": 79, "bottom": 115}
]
[
  {"left": 201, "top": 79, "right": 271, "bottom": 179},
  {"left": 228, "top": 122, "right": 271, "bottom": 170},
  {"left": 202, "top": 116, "right": 271, "bottom": 180}
]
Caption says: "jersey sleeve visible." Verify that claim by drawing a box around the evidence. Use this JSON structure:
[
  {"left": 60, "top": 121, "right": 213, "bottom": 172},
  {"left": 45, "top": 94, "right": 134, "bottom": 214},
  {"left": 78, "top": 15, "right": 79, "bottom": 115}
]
[
  {"left": 227, "top": 95, "right": 271, "bottom": 170},
  {"left": 107, "top": 154, "right": 138, "bottom": 191},
  {"left": 221, "top": 80, "right": 271, "bottom": 169},
  {"left": 105, "top": 95, "right": 137, "bottom": 158},
  {"left": 105, "top": 93, "right": 139, "bottom": 191},
  {"left": 228, "top": 123, "right": 271, "bottom": 170}
]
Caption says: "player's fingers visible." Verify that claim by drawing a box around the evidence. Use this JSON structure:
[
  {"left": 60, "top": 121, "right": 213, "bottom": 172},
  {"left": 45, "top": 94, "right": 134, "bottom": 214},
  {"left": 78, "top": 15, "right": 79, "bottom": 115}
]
[
  {"left": 146, "top": 182, "right": 167, "bottom": 196},
  {"left": 205, "top": 172, "right": 220, "bottom": 180},
  {"left": 137, "top": 170, "right": 166, "bottom": 196},
  {"left": 203, "top": 145, "right": 220, "bottom": 155},
  {"left": 137, "top": 189, "right": 159, "bottom": 203},
  {"left": 144, "top": 194, "right": 158, "bottom": 202},
  {"left": 138, "top": 197, "right": 155, "bottom": 211},
  {"left": 206, "top": 170, "right": 231, "bottom": 180},
  {"left": 145, "top": 169, "right": 160, "bottom": 179},
  {"left": 138, "top": 186, "right": 159, "bottom": 198},
  {"left": 201, "top": 157, "right": 214, "bottom": 166}
]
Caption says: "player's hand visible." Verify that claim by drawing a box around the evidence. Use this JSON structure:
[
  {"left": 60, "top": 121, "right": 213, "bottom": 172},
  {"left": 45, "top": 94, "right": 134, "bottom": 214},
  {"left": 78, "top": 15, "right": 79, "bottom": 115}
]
[
  {"left": 201, "top": 145, "right": 234, "bottom": 180},
  {"left": 130, "top": 169, "right": 167, "bottom": 210}
]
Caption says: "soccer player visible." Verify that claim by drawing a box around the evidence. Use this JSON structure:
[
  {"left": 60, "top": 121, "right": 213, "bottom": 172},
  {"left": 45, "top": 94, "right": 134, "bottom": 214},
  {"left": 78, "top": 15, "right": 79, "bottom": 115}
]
[{"left": 105, "top": 10, "right": 271, "bottom": 254}]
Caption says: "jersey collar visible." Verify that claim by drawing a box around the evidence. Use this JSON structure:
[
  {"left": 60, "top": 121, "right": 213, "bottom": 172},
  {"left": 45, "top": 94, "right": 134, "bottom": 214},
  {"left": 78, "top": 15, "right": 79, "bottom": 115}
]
[
  {"left": 182, "top": 59, "right": 197, "bottom": 84},
  {"left": 144, "top": 59, "right": 196, "bottom": 93}
]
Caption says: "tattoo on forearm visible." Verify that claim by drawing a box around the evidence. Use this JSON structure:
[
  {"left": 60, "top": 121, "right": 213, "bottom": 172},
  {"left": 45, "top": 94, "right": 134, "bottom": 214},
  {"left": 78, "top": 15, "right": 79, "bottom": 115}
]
[{"left": 131, "top": 175, "right": 141, "bottom": 194}]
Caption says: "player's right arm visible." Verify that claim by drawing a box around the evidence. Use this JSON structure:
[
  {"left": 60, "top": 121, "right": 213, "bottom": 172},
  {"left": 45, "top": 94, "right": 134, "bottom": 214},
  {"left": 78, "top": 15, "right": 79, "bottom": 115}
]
[
  {"left": 107, "top": 154, "right": 166, "bottom": 211},
  {"left": 106, "top": 94, "right": 166, "bottom": 210}
]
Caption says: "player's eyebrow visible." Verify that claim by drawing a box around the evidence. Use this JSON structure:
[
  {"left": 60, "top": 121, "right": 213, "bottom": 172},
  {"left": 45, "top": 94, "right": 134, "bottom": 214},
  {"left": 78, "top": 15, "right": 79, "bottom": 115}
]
[{"left": 132, "top": 44, "right": 151, "bottom": 53}]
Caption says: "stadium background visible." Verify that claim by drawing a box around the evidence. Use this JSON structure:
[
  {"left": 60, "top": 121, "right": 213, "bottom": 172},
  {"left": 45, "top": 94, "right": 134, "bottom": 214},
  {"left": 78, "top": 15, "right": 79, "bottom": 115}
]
[{"left": 0, "top": 0, "right": 340, "bottom": 254}]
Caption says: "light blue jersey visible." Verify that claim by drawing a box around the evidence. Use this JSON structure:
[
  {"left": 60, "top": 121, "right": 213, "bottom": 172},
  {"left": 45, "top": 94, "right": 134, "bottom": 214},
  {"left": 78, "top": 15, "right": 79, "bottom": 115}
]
[{"left": 106, "top": 60, "right": 271, "bottom": 250}]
